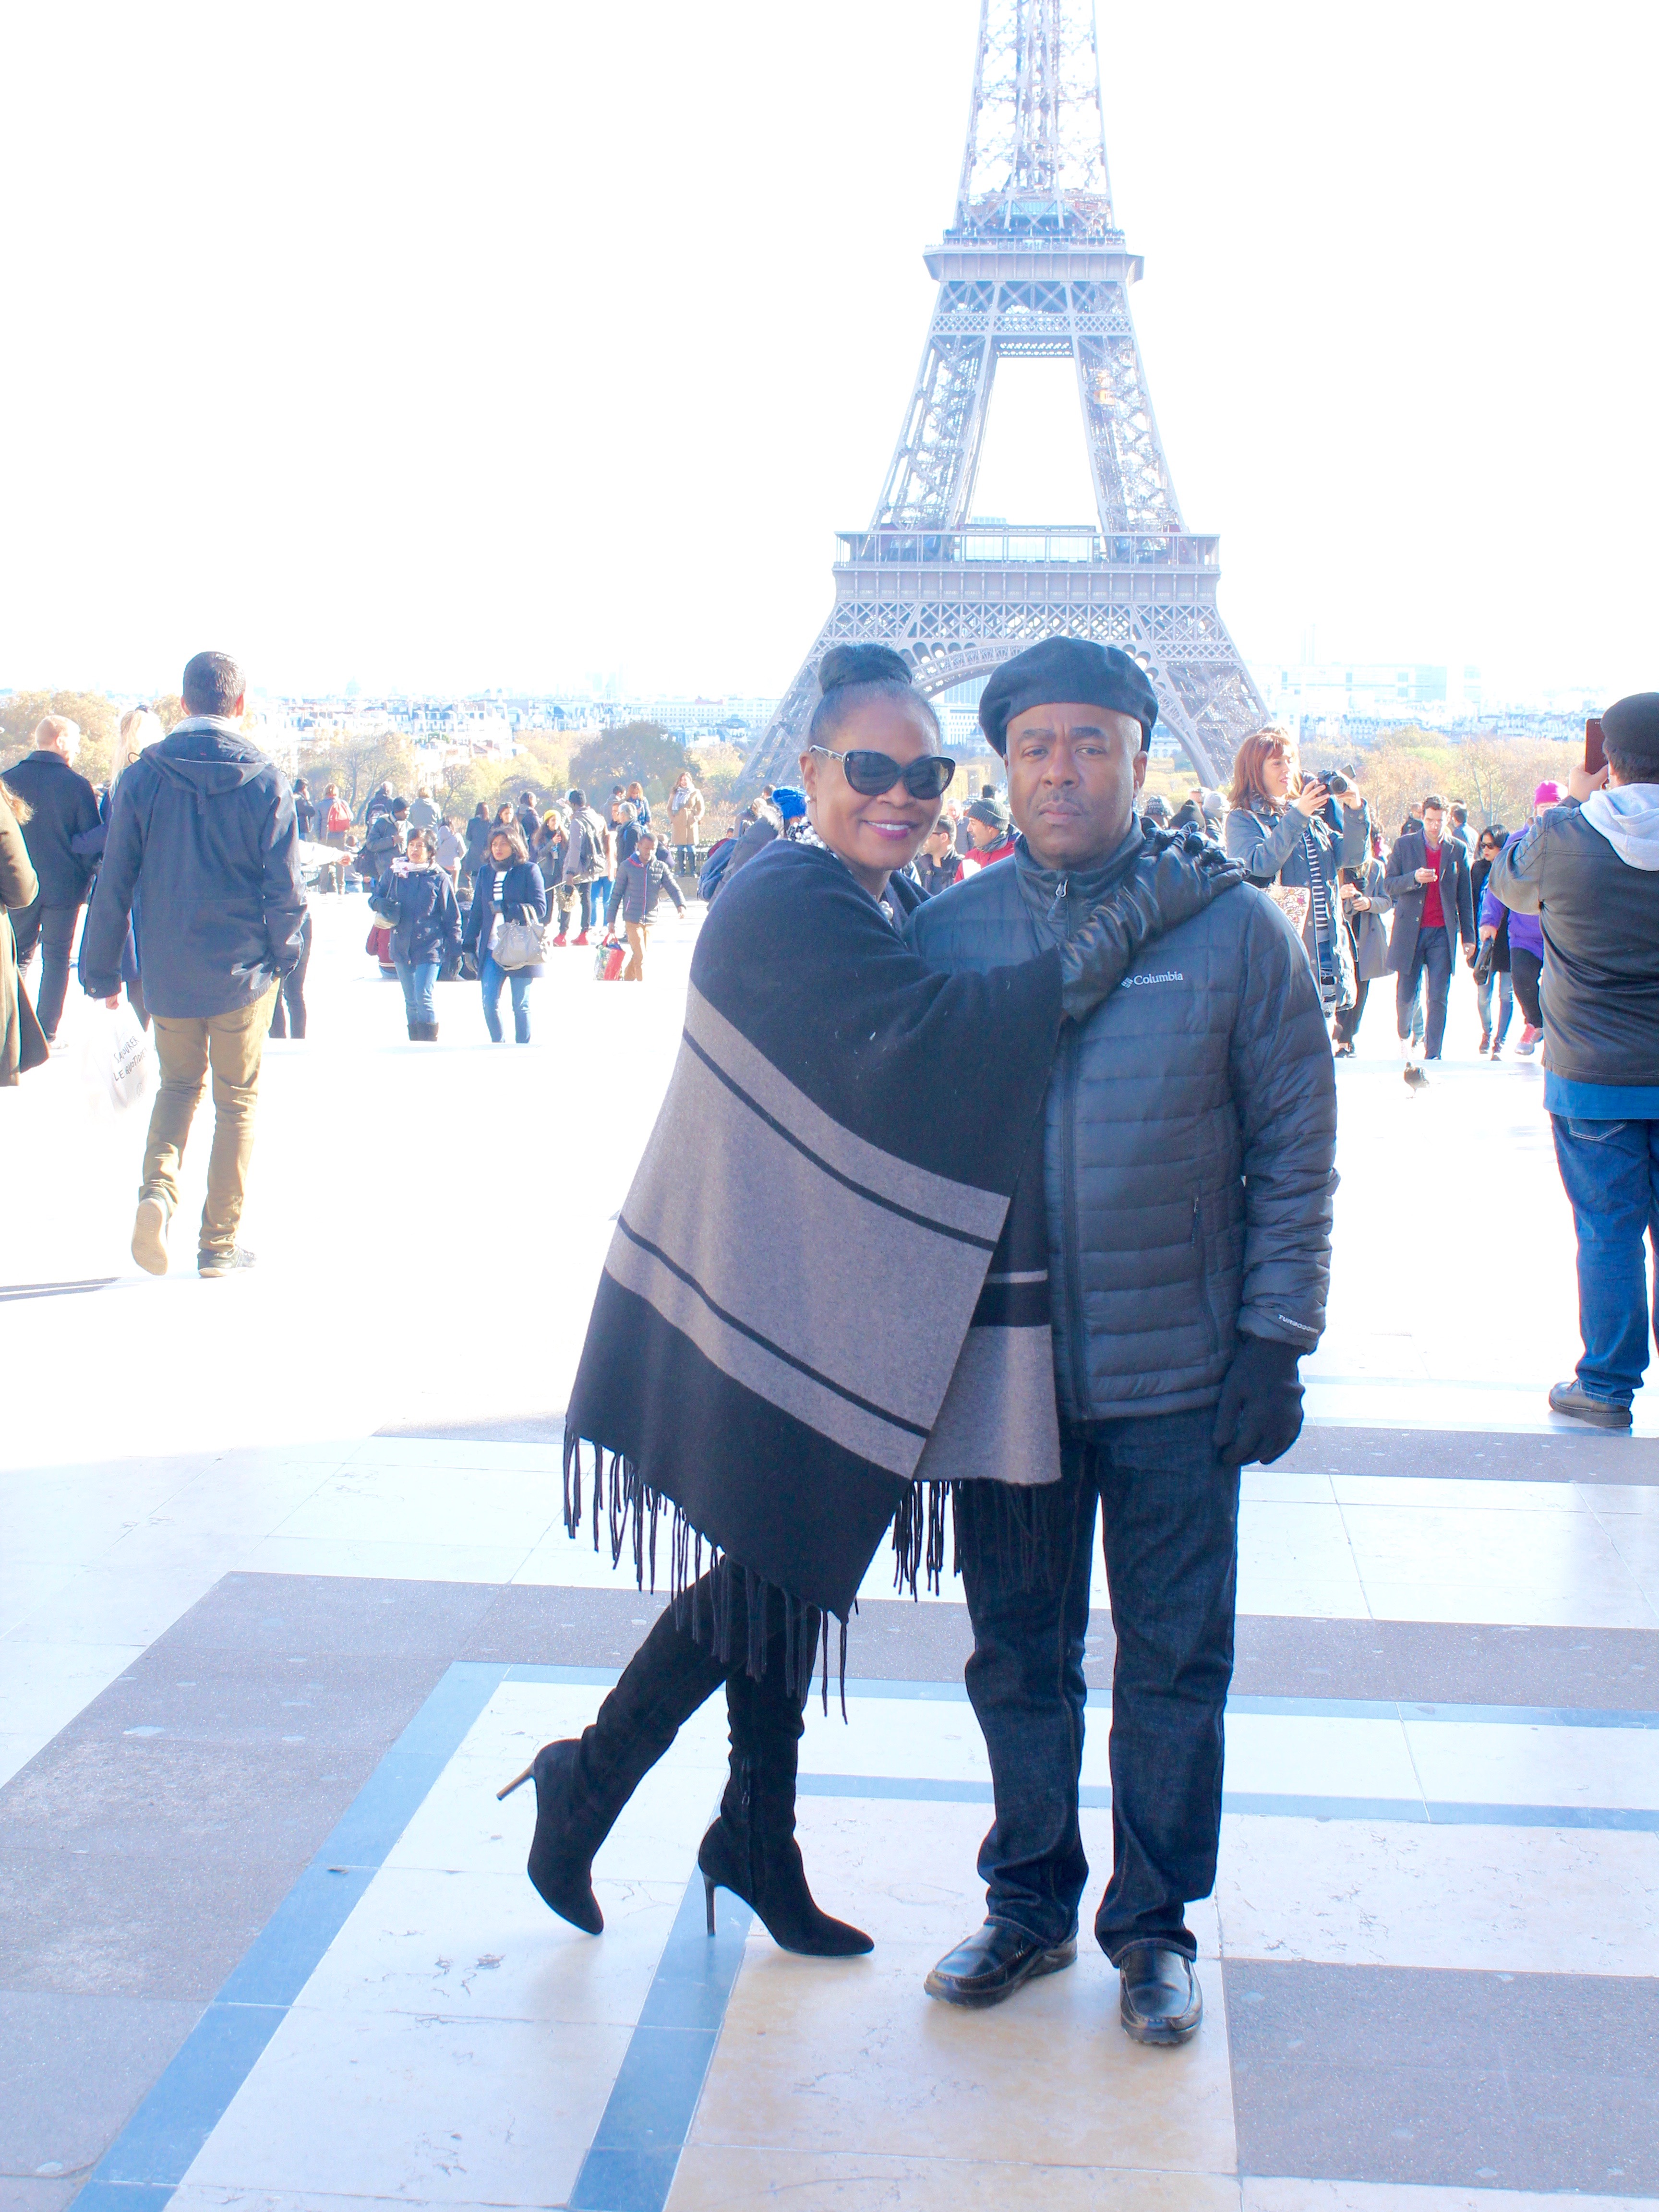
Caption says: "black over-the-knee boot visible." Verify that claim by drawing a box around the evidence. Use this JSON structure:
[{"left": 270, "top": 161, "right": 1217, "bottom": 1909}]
[
  {"left": 500, "top": 1599, "right": 726, "bottom": 1933},
  {"left": 697, "top": 1622, "right": 872, "bottom": 1957}
]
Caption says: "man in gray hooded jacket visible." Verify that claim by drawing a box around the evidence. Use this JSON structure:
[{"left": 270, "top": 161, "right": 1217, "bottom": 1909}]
[
  {"left": 1488, "top": 691, "right": 1659, "bottom": 1431},
  {"left": 908, "top": 637, "right": 1336, "bottom": 2045},
  {"left": 83, "top": 650, "right": 305, "bottom": 1279}
]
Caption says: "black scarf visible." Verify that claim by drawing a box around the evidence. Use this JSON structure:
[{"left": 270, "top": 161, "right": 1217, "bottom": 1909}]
[{"left": 564, "top": 840, "right": 1063, "bottom": 1684}]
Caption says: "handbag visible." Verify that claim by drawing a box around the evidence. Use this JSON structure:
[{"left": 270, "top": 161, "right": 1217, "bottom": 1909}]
[
  {"left": 594, "top": 937, "right": 626, "bottom": 982},
  {"left": 493, "top": 913, "right": 554, "bottom": 969}
]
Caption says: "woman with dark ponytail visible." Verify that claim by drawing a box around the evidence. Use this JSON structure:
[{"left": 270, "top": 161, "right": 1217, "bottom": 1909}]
[{"left": 502, "top": 644, "right": 1242, "bottom": 1959}]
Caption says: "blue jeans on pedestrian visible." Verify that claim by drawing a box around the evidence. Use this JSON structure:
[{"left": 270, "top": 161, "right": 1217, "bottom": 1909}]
[
  {"left": 957, "top": 1410, "right": 1240, "bottom": 1964},
  {"left": 393, "top": 955, "right": 438, "bottom": 1026},
  {"left": 481, "top": 954, "right": 532, "bottom": 1043},
  {"left": 1551, "top": 1116, "right": 1659, "bottom": 1407}
]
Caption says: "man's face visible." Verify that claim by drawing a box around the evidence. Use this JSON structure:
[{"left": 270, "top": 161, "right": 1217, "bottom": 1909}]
[
  {"left": 967, "top": 814, "right": 1003, "bottom": 851},
  {"left": 1004, "top": 702, "right": 1146, "bottom": 870},
  {"left": 1422, "top": 806, "right": 1443, "bottom": 846}
]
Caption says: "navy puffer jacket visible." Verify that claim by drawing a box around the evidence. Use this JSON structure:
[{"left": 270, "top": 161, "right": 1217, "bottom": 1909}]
[
  {"left": 908, "top": 828, "right": 1337, "bottom": 1422},
  {"left": 374, "top": 864, "right": 461, "bottom": 968}
]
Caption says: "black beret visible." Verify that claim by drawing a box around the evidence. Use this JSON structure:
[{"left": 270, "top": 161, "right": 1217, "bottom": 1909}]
[
  {"left": 979, "top": 637, "right": 1159, "bottom": 757},
  {"left": 1603, "top": 693, "right": 1659, "bottom": 757}
]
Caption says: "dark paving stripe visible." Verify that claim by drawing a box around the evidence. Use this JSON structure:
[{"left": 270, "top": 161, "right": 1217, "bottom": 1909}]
[
  {"left": 1230, "top": 1615, "right": 1659, "bottom": 1711},
  {"left": 1283, "top": 1423, "right": 1659, "bottom": 1484},
  {"left": 0, "top": 1279, "right": 118, "bottom": 1304},
  {"left": 1225, "top": 1958, "right": 1659, "bottom": 2194}
]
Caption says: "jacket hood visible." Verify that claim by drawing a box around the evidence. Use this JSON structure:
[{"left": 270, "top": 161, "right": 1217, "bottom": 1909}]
[
  {"left": 150, "top": 718, "right": 269, "bottom": 806},
  {"left": 1582, "top": 784, "right": 1659, "bottom": 871}
]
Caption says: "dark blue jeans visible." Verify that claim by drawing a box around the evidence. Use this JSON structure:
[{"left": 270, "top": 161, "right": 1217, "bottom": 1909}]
[
  {"left": 1551, "top": 1115, "right": 1659, "bottom": 1407},
  {"left": 958, "top": 1410, "right": 1240, "bottom": 1964},
  {"left": 480, "top": 955, "right": 532, "bottom": 1043}
]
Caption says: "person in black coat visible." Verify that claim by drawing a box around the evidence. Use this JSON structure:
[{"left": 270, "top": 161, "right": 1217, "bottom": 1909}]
[
  {"left": 292, "top": 778, "right": 319, "bottom": 841},
  {"left": 1, "top": 714, "right": 102, "bottom": 1045},
  {"left": 374, "top": 826, "right": 462, "bottom": 1040},
  {"left": 462, "top": 804, "right": 493, "bottom": 895},
  {"left": 1382, "top": 793, "right": 1477, "bottom": 1072},
  {"left": 460, "top": 825, "right": 548, "bottom": 1043}
]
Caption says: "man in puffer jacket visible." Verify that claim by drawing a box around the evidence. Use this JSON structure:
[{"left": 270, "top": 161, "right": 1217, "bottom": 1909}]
[
  {"left": 603, "top": 829, "right": 685, "bottom": 980},
  {"left": 909, "top": 637, "right": 1336, "bottom": 2048},
  {"left": 1488, "top": 693, "right": 1659, "bottom": 1432}
]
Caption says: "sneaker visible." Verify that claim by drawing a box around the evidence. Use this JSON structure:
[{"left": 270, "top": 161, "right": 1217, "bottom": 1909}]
[
  {"left": 574, "top": 930, "right": 590, "bottom": 947},
  {"left": 1548, "top": 1380, "right": 1633, "bottom": 1431},
  {"left": 551, "top": 932, "right": 568, "bottom": 948},
  {"left": 1517, "top": 1025, "right": 1541, "bottom": 1056},
  {"left": 132, "top": 1196, "right": 171, "bottom": 1276},
  {"left": 1478, "top": 1033, "right": 1491, "bottom": 1055},
  {"left": 198, "top": 1247, "right": 257, "bottom": 1278}
]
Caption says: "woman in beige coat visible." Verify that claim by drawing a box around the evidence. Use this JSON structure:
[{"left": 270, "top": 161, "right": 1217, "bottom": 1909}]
[{"left": 0, "top": 787, "right": 45, "bottom": 1083}]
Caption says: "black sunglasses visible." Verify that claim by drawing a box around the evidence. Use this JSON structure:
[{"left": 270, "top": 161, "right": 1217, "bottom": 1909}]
[{"left": 808, "top": 745, "right": 956, "bottom": 800}]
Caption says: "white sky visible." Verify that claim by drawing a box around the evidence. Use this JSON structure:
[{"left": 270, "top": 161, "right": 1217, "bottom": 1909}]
[{"left": 2, "top": 1, "right": 1655, "bottom": 703}]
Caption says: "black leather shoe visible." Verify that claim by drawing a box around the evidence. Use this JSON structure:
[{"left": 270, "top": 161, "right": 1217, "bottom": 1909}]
[
  {"left": 1117, "top": 1941, "right": 1202, "bottom": 2044},
  {"left": 924, "top": 1918, "right": 1077, "bottom": 2008}
]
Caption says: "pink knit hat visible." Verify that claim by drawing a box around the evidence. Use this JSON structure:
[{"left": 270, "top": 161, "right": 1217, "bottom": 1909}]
[{"left": 1534, "top": 781, "right": 1562, "bottom": 806}]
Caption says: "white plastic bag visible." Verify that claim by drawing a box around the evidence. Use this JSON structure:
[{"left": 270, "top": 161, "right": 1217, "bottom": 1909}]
[{"left": 83, "top": 1000, "right": 156, "bottom": 1118}]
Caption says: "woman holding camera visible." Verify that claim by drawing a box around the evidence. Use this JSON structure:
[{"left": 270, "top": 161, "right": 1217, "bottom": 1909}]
[{"left": 1225, "top": 728, "right": 1370, "bottom": 1017}]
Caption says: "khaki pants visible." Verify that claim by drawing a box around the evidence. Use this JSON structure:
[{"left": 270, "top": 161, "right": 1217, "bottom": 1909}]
[
  {"left": 623, "top": 920, "right": 649, "bottom": 982},
  {"left": 141, "top": 987, "right": 278, "bottom": 1257}
]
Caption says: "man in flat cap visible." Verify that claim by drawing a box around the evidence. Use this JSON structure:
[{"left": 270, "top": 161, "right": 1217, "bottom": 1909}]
[
  {"left": 908, "top": 636, "right": 1337, "bottom": 2044},
  {"left": 1487, "top": 692, "right": 1659, "bottom": 1432}
]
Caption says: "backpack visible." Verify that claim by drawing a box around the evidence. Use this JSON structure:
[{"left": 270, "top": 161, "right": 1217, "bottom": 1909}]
[
  {"left": 325, "top": 801, "right": 351, "bottom": 834},
  {"left": 570, "top": 815, "right": 599, "bottom": 877},
  {"left": 698, "top": 836, "right": 736, "bottom": 902}
]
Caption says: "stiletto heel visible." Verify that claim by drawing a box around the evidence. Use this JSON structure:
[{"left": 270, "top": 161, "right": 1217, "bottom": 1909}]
[
  {"left": 705, "top": 1873, "right": 718, "bottom": 1936},
  {"left": 497, "top": 1764, "right": 535, "bottom": 1802}
]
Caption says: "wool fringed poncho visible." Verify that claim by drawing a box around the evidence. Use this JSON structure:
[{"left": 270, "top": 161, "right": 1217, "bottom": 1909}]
[{"left": 564, "top": 840, "right": 1065, "bottom": 1691}]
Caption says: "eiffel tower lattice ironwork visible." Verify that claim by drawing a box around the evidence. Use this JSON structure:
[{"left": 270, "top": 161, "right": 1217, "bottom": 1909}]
[{"left": 744, "top": 0, "right": 1264, "bottom": 790}]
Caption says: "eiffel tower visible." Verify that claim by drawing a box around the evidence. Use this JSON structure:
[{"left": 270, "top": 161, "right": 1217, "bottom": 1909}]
[{"left": 744, "top": 0, "right": 1264, "bottom": 790}]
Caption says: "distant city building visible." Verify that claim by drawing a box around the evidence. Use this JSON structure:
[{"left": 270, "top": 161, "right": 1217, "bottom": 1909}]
[{"left": 1255, "top": 663, "right": 1485, "bottom": 733}]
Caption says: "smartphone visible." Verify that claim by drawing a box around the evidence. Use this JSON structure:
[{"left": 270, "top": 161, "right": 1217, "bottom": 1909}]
[{"left": 1585, "top": 717, "right": 1606, "bottom": 774}]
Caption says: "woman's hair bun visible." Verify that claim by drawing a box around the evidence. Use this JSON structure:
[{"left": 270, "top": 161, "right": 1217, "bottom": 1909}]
[{"left": 817, "top": 644, "right": 914, "bottom": 696}]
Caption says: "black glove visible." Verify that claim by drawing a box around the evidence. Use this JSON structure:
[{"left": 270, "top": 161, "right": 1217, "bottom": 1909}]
[
  {"left": 1058, "top": 829, "right": 1244, "bottom": 1023},
  {"left": 1212, "top": 1335, "right": 1305, "bottom": 1466}
]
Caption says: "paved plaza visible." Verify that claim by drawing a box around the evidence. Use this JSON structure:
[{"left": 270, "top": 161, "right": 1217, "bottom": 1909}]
[{"left": 3, "top": 894, "right": 1657, "bottom": 2212}]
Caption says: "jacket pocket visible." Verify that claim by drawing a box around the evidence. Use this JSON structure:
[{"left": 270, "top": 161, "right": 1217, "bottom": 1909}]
[{"left": 1190, "top": 1195, "right": 1220, "bottom": 1357}]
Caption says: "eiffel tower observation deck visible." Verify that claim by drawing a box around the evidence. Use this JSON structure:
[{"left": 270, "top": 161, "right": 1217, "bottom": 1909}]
[{"left": 745, "top": 0, "right": 1265, "bottom": 790}]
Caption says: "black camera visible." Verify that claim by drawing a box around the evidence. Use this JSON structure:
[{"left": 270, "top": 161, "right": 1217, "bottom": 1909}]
[{"left": 1324, "top": 770, "right": 1353, "bottom": 795}]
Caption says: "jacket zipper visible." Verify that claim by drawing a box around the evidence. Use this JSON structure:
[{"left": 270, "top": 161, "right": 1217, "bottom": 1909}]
[
  {"left": 1051, "top": 869, "right": 1091, "bottom": 1421},
  {"left": 1191, "top": 1195, "right": 1219, "bottom": 1354}
]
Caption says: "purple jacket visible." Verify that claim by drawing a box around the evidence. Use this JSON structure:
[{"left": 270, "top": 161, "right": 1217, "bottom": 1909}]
[{"left": 1480, "top": 828, "right": 1545, "bottom": 957}]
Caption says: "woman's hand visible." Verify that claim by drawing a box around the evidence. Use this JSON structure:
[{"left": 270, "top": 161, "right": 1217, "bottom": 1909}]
[{"left": 1291, "top": 780, "right": 1329, "bottom": 818}]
